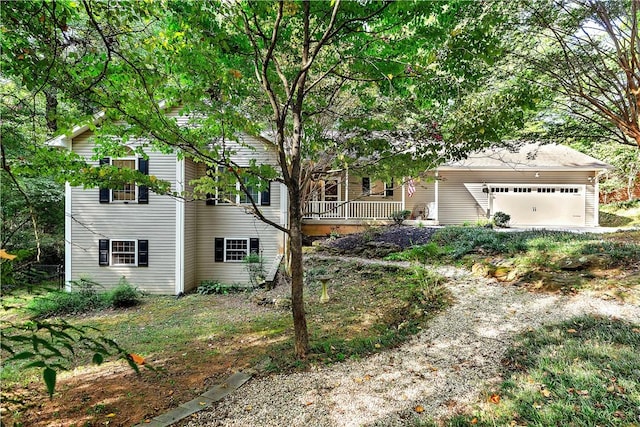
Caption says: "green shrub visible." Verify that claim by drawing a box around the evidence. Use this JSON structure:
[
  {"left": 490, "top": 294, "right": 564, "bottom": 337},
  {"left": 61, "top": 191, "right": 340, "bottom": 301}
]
[
  {"left": 197, "top": 280, "right": 243, "bottom": 295},
  {"left": 106, "top": 278, "right": 142, "bottom": 308},
  {"left": 390, "top": 210, "right": 411, "bottom": 225},
  {"left": 27, "top": 279, "right": 108, "bottom": 317},
  {"left": 492, "top": 211, "right": 511, "bottom": 228},
  {"left": 27, "top": 278, "right": 143, "bottom": 317},
  {"left": 385, "top": 242, "right": 447, "bottom": 262}
]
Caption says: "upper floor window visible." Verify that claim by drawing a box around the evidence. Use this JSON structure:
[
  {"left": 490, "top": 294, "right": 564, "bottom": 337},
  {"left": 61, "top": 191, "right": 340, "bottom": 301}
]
[
  {"left": 111, "top": 158, "right": 137, "bottom": 201},
  {"left": 99, "top": 153, "right": 149, "bottom": 204},
  {"left": 206, "top": 166, "right": 270, "bottom": 206}
]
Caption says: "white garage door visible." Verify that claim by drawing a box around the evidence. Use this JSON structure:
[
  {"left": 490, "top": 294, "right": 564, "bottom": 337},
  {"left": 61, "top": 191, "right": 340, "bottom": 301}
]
[{"left": 489, "top": 185, "right": 586, "bottom": 226}]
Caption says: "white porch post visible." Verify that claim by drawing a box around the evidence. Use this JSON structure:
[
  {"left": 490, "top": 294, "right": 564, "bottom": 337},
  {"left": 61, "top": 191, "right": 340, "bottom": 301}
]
[
  {"left": 345, "top": 168, "right": 349, "bottom": 219},
  {"left": 594, "top": 173, "right": 600, "bottom": 226},
  {"left": 401, "top": 177, "right": 406, "bottom": 211},
  {"left": 434, "top": 172, "right": 439, "bottom": 222}
]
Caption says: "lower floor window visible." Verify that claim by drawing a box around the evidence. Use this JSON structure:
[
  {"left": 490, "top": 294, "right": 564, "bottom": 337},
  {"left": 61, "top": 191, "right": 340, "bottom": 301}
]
[
  {"left": 99, "top": 238, "right": 148, "bottom": 267},
  {"left": 215, "top": 237, "right": 260, "bottom": 263},
  {"left": 225, "top": 239, "right": 248, "bottom": 261},
  {"left": 112, "top": 240, "right": 137, "bottom": 265}
]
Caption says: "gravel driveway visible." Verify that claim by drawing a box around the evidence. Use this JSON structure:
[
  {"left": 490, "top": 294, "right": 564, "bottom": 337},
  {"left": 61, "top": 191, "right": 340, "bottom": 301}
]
[{"left": 186, "top": 261, "right": 640, "bottom": 427}]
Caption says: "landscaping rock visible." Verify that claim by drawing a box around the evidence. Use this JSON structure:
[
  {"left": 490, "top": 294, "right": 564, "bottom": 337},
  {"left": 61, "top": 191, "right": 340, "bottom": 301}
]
[{"left": 558, "top": 256, "right": 592, "bottom": 271}]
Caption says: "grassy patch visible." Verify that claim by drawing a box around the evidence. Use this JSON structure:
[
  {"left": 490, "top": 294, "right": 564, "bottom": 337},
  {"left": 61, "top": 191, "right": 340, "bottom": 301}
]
[
  {"left": 267, "top": 260, "right": 452, "bottom": 369},
  {"left": 600, "top": 199, "right": 640, "bottom": 227},
  {"left": 432, "top": 316, "right": 640, "bottom": 427}
]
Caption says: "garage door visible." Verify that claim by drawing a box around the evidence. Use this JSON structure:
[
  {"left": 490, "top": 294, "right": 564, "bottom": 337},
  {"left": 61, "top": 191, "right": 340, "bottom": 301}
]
[{"left": 489, "top": 185, "right": 586, "bottom": 226}]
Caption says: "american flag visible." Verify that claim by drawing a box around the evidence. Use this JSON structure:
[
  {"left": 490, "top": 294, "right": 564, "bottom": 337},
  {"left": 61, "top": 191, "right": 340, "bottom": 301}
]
[{"left": 407, "top": 178, "right": 416, "bottom": 197}]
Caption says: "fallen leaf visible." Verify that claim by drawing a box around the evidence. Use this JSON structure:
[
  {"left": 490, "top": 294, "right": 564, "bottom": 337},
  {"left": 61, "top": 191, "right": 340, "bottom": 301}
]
[
  {"left": 541, "top": 389, "right": 551, "bottom": 398},
  {"left": 576, "top": 390, "right": 589, "bottom": 396},
  {"left": 106, "top": 413, "right": 116, "bottom": 418},
  {"left": 304, "top": 401, "right": 313, "bottom": 406},
  {"left": 471, "top": 417, "right": 478, "bottom": 424},
  {"left": 489, "top": 394, "right": 501, "bottom": 404},
  {"left": 199, "top": 401, "right": 207, "bottom": 406},
  {"left": 414, "top": 405, "right": 424, "bottom": 413},
  {"left": 566, "top": 328, "right": 577, "bottom": 333},
  {"left": 374, "top": 343, "right": 381, "bottom": 349},
  {"left": 245, "top": 405, "right": 252, "bottom": 411},
  {"left": 129, "top": 353, "right": 145, "bottom": 365},
  {"left": 607, "top": 385, "right": 615, "bottom": 393}
]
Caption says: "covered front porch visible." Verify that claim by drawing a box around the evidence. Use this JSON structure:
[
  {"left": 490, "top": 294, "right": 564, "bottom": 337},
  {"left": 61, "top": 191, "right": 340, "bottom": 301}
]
[{"left": 302, "top": 174, "right": 439, "bottom": 236}]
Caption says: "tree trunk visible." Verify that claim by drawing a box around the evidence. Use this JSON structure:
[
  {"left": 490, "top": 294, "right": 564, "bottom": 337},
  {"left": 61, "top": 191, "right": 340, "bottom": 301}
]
[{"left": 288, "top": 186, "right": 310, "bottom": 358}]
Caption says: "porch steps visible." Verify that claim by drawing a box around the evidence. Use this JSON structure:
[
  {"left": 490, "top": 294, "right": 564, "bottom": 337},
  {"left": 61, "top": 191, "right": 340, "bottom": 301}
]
[{"left": 266, "top": 254, "right": 283, "bottom": 283}]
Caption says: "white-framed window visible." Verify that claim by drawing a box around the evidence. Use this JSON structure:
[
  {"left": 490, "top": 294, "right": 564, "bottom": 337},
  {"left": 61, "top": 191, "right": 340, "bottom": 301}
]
[
  {"left": 111, "top": 158, "right": 137, "bottom": 202},
  {"left": 99, "top": 153, "right": 149, "bottom": 204},
  {"left": 111, "top": 239, "right": 137, "bottom": 266},
  {"left": 99, "top": 238, "right": 148, "bottom": 267},
  {"left": 214, "top": 237, "right": 259, "bottom": 263},
  {"left": 215, "top": 167, "right": 268, "bottom": 205},
  {"left": 225, "top": 238, "right": 248, "bottom": 262}
]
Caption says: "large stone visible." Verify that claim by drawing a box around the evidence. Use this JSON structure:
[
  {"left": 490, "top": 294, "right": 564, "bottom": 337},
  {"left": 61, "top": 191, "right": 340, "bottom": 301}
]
[{"left": 558, "top": 256, "right": 592, "bottom": 271}]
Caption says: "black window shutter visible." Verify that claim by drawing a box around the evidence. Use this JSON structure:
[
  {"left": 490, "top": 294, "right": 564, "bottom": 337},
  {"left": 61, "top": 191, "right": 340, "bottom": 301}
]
[
  {"left": 99, "top": 158, "right": 110, "bottom": 203},
  {"left": 205, "top": 165, "right": 216, "bottom": 205},
  {"left": 138, "top": 239, "right": 149, "bottom": 267},
  {"left": 99, "top": 239, "right": 109, "bottom": 266},
  {"left": 249, "top": 238, "right": 260, "bottom": 254},
  {"left": 260, "top": 181, "right": 271, "bottom": 206},
  {"left": 138, "top": 158, "right": 149, "bottom": 204},
  {"left": 214, "top": 238, "right": 224, "bottom": 262}
]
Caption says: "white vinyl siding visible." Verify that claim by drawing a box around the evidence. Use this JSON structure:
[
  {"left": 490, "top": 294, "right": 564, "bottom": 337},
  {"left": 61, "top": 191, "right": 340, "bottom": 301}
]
[
  {"left": 69, "top": 131, "right": 177, "bottom": 294},
  {"left": 196, "top": 174, "right": 284, "bottom": 285}
]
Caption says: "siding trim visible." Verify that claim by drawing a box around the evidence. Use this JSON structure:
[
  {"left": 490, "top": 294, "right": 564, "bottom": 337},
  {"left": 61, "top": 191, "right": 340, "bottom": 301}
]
[
  {"left": 175, "top": 159, "right": 185, "bottom": 294},
  {"left": 65, "top": 182, "right": 72, "bottom": 291}
]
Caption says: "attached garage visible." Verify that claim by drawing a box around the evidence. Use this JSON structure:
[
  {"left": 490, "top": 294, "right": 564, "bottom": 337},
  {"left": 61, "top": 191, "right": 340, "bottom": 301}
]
[
  {"left": 488, "top": 184, "right": 586, "bottom": 226},
  {"left": 434, "top": 144, "right": 612, "bottom": 228}
]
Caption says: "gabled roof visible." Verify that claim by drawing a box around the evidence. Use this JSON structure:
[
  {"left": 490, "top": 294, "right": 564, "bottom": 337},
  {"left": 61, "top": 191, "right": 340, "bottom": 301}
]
[{"left": 438, "top": 143, "right": 612, "bottom": 171}]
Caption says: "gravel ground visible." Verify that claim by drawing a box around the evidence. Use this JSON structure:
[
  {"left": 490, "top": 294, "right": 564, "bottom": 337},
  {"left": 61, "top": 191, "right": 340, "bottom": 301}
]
[{"left": 186, "top": 260, "right": 640, "bottom": 427}]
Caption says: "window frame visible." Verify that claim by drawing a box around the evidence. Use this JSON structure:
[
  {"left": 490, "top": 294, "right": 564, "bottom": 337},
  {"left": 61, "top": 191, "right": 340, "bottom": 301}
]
[
  {"left": 223, "top": 238, "right": 249, "bottom": 262},
  {"left": 110, "top": 156, "right": 138, "bottom": 203},
  {"left": 216, "top": 172, "right": 266, "bottom": 206},
  {"left": 110, "top": 239, "right": 138, "bottom": 266}
]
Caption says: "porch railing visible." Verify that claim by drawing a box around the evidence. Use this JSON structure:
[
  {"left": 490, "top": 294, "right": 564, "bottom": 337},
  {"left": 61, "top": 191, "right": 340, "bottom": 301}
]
[{"left": 303, "top": 200, "right": 404, "bottom": 220}]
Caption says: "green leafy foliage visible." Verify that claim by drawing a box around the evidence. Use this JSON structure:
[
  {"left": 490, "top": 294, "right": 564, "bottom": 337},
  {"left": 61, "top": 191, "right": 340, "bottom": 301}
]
[
  {"left": 196, "top": 280, "right": 243, "bottom": 295},
  {"left": 492, "top": 211, "right": 511, "bottom": 228},
  {"left": 1, "top": 319, "right": 140, "bottom": 398},
  {"left": 26, "top": 278, "right": 142, "bottom": 317},
  {"left": 390, "top": 210, "right": 411, "bottom": 225}
]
